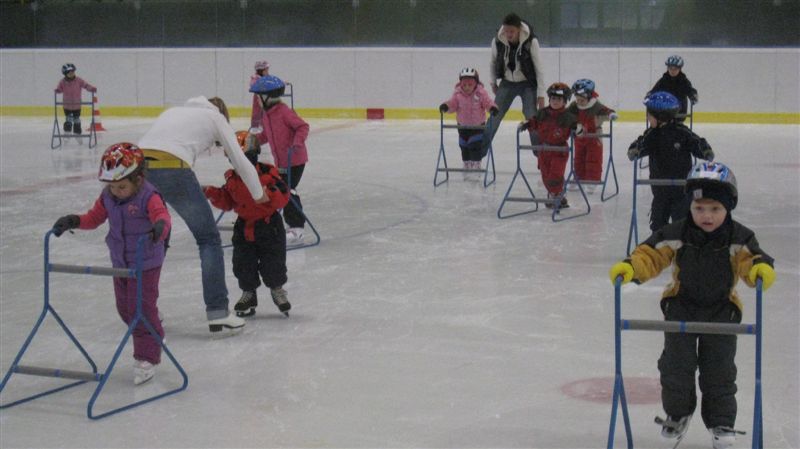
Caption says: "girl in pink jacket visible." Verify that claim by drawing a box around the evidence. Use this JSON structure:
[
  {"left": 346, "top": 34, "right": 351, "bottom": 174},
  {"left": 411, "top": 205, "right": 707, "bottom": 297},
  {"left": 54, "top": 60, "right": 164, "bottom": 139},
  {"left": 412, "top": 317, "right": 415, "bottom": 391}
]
[
  {"left": 439, "top": 68, "right": 498, "bottom": 173},
  {"left": 249, "top": 60, "right": 270, "bottom": 131},
  {"left": 250, "top": 75, "right": 310, "bottom": 245},
  {"left": 54, "top": 63, "right": 96, "bottom": 136}
]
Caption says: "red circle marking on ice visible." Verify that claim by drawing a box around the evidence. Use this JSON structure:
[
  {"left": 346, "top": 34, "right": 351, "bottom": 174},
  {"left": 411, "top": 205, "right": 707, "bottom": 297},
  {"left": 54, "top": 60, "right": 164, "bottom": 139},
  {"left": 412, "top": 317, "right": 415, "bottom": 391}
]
[{"left": 561, "top": 377, "right": 661, "bottom": 404}]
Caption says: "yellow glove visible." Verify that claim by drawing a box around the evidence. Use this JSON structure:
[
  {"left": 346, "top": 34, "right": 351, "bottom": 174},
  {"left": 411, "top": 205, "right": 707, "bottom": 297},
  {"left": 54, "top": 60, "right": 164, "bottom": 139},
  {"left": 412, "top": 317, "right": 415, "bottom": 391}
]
[
  {"left": 609, "top": 262, "right": 634, "bottom": 285},
  {"left": 748, "top": 263, "right": 775, "bottom": 291}
]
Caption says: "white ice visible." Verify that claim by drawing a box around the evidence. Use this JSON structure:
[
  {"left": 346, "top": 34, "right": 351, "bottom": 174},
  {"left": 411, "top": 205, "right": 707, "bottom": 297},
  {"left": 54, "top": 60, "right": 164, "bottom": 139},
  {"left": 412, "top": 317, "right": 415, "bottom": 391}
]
[{"left": 0, "top": 116, "right": 798, "bottom": 448}]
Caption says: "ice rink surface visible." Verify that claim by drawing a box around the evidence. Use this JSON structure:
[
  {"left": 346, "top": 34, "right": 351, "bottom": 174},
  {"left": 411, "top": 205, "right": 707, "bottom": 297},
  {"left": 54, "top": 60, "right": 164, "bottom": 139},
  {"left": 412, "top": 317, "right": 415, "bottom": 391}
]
[{"left": 0, "top": 116, "right": 798, "bottom": 449}]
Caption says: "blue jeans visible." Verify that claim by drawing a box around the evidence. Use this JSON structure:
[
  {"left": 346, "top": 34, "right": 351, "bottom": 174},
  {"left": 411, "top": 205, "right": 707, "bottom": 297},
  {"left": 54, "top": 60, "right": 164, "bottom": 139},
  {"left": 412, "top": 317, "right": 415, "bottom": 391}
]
[
  {"left": 483, "top": 80, "right": 537, "bottom": 150},
  {"left": 147, "top": 168, "right": 230, "bottom": 320}
]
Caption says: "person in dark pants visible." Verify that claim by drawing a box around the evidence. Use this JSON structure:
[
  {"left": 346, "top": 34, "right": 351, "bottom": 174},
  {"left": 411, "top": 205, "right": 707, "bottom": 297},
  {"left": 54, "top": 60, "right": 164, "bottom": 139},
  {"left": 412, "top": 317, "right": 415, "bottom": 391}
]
[
  {"left": 483, "top": 12, "right": 546, "bottom": 152},
  {"left": 647, "top": 55, "right": 699, "bottom": 123},
  {"left": 204, "top": 131, "right": 292, "bottom": 318},
  {"left": 610, "top": 161, "right": 776, "bottom": 449},
  {"left": 627, "top": 91, "right": 714, "bottom": 232}
]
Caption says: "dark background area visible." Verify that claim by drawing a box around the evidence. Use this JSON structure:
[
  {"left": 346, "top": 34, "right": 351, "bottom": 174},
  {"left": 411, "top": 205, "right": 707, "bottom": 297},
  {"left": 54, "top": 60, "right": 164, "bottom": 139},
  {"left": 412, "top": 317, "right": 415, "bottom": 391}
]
[{"left": 1, "top": 0, "right": 798, "bottom": 48}]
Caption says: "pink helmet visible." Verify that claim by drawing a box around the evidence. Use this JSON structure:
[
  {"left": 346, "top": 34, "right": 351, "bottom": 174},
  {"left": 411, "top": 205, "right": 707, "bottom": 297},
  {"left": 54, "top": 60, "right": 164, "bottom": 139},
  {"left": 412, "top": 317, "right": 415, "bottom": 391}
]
[{"left": 254, "top": 60, "right": 270, "bottom": 71}]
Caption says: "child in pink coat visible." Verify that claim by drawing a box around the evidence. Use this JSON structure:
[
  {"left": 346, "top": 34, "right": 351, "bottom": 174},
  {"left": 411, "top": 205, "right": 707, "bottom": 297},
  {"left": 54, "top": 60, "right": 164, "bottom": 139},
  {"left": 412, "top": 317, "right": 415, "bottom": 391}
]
[
  {"left": 251, "top": 75, "right": 310, "bottom": 245},
  {"left": 54, "top": 63, "right": 96, "bottom": 136},
  {"left": 249, "top": 60, "right": 270, "bottom": 132},
  {"left": 439, "top": 68, "right": 498, "bottom": 173}
]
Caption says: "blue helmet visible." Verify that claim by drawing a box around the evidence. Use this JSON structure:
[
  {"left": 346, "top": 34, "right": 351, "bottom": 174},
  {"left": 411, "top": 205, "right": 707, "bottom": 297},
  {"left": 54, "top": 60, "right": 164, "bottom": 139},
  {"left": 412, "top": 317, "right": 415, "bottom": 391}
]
[
  {"left": 665, "top": 55, "right": 684, "bottom": 68},
  {"left": 644, "top": 91, "right": 680, "bottom": 121},
  {"left": 572, "top": 79, "right": 595, "bottom": 98},
  {"left": 686, "top": 161, "right": 738, "bottom": 210},
  {"left": 62, "top": 63, "right": 76, "bottom": 75},
  {"left": 249, "top": 75, "right": 285, "bottom": 98}
]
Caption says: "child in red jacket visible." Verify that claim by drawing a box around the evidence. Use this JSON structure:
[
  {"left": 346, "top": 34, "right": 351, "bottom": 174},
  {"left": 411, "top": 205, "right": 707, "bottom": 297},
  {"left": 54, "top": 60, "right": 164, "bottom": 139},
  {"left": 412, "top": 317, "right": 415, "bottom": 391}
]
[
  {"left": 204, "top": 131, "right": 292, "bottom": 317},
  {"left": 567, "top": 79, "right": 616, "bottom": 190},
  {"left": 522, "top": 82, "right": 578, "bottom": 208}
]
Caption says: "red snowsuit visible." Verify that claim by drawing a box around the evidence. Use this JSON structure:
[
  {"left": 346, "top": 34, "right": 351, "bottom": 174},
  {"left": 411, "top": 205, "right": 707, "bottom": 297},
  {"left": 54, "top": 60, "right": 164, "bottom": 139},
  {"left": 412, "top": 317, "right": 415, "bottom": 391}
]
[
  {"left": 204, "top": 162, "right": 290, "bottom": 241},
  {"left": 568, "top": 96, "right": 615, "bottom": 181},
  {"left": 527, "top": 106, "right": 577, "bottom": 195}
]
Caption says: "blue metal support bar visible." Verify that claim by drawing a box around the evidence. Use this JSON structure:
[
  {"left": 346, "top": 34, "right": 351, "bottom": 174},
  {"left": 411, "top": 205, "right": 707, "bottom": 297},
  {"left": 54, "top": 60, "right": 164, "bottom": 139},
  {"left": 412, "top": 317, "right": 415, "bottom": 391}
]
[
  {"left": 606, "top": 277, "right": 764, "bottom": 449},
  {"left": 51, "top": 92, "right": 98, "bottom": 149},
  {"left": 433, "top": 112, "right": 496, "bottom": 188},
  {"left": 0, "top": 232, "right": 188, "bottom": 420},
  {"left": 625, "top": 161, "right": 687, "bottom": 255}
]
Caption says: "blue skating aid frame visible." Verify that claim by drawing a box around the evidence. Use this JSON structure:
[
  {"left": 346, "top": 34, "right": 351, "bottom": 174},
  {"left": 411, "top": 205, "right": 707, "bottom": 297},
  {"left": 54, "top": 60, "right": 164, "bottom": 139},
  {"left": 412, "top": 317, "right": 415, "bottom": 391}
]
[
  {"left": 0, "top": 232, "right": 188, "bottom": 420},
  {"left": 433, "top": 112, "right": 496, "bottom": 188},
  {"left": 496, "top": 124, "right": 589, "bottom": 222},
  {"left": 51, "top": 91, "right": 98, "bottom": 149},
  {"left": 563, "top": 116, "right": 619, "bottom": 202},
  {"left": 606, "top": 277, "right": 764, "bottom": 449}
]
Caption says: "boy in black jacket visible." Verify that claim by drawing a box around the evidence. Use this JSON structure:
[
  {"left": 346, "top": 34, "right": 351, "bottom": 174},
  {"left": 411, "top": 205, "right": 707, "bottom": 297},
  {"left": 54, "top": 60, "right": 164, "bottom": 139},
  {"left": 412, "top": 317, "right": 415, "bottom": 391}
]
[
  {"left": 610, "top": 161, "right": 776, "bottom": 449},
  {"left": 648, "top": 55, "right": 698, "bottom": 122},
  {"left": 628, "top": 91, "right": 714, "bottom": 231}
]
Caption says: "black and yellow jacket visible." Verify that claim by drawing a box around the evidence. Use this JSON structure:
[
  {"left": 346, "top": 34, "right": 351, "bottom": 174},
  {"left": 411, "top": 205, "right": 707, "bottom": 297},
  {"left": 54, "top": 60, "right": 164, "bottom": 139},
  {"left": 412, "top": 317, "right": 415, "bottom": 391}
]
[{"left": 627, "top": 218, "right": 774, "bottom": 313}]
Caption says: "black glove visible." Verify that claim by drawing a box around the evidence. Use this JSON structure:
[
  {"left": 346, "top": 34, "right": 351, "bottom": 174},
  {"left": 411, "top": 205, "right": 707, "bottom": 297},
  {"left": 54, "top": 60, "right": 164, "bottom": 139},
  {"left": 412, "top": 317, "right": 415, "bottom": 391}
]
[
  {"left": 703, "top": 148, "right": 715, "bottom": 161},
  {"left": 52, "top": 215, "right": 80, "bottom": 237},
  {"left": 690, "top": 94, "right": 698, "bottom": 105},
  {"left": 489, "top": 106, "right": 499, "bottom": 116},
  {"left": 627, "top": 142, "right": 641, "bottom": 161},
  {"left": 439, "top": 103, "right": 448, "bottom": 113},
  {"left": 151, "top": 219, "right": 167, "bottom": 242}
]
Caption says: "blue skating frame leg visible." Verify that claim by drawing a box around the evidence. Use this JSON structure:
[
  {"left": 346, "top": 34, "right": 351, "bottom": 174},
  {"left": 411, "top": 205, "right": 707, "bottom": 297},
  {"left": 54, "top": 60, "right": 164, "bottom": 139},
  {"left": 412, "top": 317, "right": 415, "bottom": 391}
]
[
  {"left": 434, "top": 113, "right": 496, "bottom": 188},
  {"left": 0, "top": 232, "right": 188, "bottom": 420}
]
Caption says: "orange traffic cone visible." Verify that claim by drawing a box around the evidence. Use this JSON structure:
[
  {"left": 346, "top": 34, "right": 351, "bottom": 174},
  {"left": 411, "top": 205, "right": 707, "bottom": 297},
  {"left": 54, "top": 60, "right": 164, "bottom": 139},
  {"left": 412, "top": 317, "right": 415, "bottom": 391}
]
[{"left": 92, "top": 95, "right": 107, "bottom": 132}]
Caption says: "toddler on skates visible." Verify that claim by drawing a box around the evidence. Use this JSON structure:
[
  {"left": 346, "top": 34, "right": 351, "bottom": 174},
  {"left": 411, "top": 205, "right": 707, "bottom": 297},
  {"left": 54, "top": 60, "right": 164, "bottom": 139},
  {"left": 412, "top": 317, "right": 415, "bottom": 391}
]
[
  {"left": 439, "top": 67, "right": 498, "bottom": 180},
  {"left": 204, "top": 131, "right": 291, "bottom": 317},
  {"left": 52, "top": 143, "right": 171, "bottom": 386},
  {"left": 54, "top": 63, "right": 96, "bottom": 139},
  {"left": 627, "top": 91, "right": 714, "bottom": 231},
  {"left": 648, "top": 55, "right": 698, "bottom": 123},
  {"left": 610, "top": 161, "right": 775, "bottom": 449},
  {"left": 567, "top": 78, "right": 616, "bottom": 190},
  {"left": 250, "top": 75, "right": 310, "bottom": 245},
  {"left": 521, "top": 82, "right": 578, "bottom": 209}
]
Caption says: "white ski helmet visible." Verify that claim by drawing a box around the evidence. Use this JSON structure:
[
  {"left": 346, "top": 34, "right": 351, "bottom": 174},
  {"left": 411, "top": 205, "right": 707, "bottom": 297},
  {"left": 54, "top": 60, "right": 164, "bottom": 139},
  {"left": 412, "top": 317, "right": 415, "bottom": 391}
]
[{"left": 459, "top": 67, "right": 478, "bottom": 81}]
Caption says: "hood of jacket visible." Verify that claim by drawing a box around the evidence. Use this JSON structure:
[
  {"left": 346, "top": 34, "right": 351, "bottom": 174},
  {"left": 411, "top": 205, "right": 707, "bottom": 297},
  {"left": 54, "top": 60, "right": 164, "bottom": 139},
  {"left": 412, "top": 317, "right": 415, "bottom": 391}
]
[
  {"left": 496, "top": 20, "right": 531, "bottom": 46},
  {"left": 184, "top": 96, "right": 218, "bottom": 111}
]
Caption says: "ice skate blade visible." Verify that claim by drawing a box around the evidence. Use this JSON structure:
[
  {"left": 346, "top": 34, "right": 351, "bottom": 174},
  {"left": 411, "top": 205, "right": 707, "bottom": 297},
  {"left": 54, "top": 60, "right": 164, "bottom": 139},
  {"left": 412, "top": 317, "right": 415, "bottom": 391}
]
[
  {"left": 208, "top": 323, "right": 245, "bottom": 334},
  {"left": 235, "top": 308, "right": 256, "bottom": 318}
]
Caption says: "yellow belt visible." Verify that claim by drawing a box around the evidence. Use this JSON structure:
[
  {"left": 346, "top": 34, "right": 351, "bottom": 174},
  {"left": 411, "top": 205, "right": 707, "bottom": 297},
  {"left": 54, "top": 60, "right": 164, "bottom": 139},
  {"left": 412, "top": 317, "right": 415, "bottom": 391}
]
[{"left": 142, "top": 149, "right": 191, "bottom": 169}]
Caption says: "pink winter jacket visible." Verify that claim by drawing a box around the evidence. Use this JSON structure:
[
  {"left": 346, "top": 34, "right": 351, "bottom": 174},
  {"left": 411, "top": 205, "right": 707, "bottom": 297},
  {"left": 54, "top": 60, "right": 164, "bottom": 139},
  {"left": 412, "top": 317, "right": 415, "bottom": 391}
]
[
  {"left": 54, "top": 76, "right": 96, "bottom": 110},
  {"left": 249, "top": 74, "right": 263, "bottom": 129},
  {"left": 443, "top": 82, "right": 496, "bottom": 126},
  {"left": 258, "top": 102, "right": 310, "bottom": 169}
]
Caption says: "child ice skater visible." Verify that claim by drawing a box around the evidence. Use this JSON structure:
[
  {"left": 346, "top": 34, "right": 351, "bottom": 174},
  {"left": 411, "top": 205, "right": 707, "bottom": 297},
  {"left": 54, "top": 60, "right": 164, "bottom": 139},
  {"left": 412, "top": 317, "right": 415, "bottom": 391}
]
[
  {"left": 648, "top": 55, "right": 699, "bottom": 123},
  {"left": 250, "top": 60, "right": 270, "bottom": 132},
  {"left": 52, "top": 143, "right": 171, "bottom": 385},
  {"left": 521, "top": 82, "right": 578, "bottom": 208},
  {"left": 627, "top": 91, "right": 714, "bottom": 231},
  {"left": 250, "top": 75, "right": 310, "bottom": 245},
  {"left": 567, "top": 79, "right": 616, "bottom": 190},
  {"left": 609, "top": 161, "right": 776, "bottom": 449},
  {"left": 54, "top": 63, "right": 97, "bottom": 138},
  {"left": 204, "top": 131, "right": 292, "bottom": 317},
  {"left": 439, "top": 67, "right": 498, "bottom": 178}
]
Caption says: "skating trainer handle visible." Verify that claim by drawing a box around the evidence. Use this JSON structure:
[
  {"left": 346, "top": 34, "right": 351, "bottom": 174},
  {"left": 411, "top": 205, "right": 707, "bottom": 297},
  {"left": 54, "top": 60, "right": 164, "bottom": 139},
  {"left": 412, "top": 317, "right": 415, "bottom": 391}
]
[
  {"left": 49, "top": 263, "right": 134, "bottom": 278},
  {"left": 622, "top": 319, "right": 755, "bottom": 335}
]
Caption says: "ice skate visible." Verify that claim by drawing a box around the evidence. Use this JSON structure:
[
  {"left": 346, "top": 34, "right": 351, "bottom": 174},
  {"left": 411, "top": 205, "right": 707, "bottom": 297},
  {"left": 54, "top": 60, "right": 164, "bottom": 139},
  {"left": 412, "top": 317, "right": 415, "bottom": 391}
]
[
  {"left": 133, "top": 360, "right": 155, "bottom": 386},
  {"left": 207, "top": 313, "right": 245, "bottom": 334},
  {"left": 270, "top": 287, "right": 291, "bottom": 316},
  {"left": 709, "top": 426, "right": 744, "bottom": 449},
  {"left": 234, "top": 290, "right": 258, "bottom": 317},
  {"left": 656, "top": 414, "right": 692, "bottom": 448},
  {"left": 286, "top": 227, "right": 304, "bottom": 245}
]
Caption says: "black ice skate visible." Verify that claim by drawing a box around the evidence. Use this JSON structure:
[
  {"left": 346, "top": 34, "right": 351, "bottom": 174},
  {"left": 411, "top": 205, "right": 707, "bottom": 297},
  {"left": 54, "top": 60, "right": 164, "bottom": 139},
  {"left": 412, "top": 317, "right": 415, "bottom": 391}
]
[
  {"left": 656, "top": 414, "right": 692, "bottom": 449},
  {"left": 270, "top": 287, "right": 291, "bottom": 317},
  {"left": 234, "top": 290, "right": 257, "bottom": 317}
]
